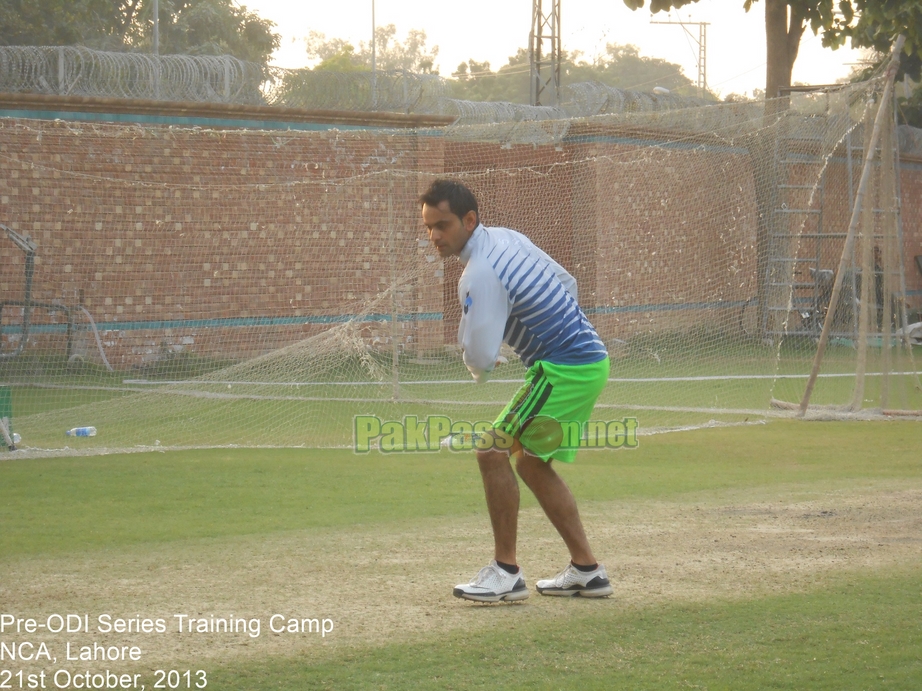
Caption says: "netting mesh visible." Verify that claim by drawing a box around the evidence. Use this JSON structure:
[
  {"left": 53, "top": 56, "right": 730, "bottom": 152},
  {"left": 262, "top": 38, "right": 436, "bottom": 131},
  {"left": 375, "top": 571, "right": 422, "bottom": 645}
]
[{"left": 0, "top": 75, "right": 920, "bottom": 454}]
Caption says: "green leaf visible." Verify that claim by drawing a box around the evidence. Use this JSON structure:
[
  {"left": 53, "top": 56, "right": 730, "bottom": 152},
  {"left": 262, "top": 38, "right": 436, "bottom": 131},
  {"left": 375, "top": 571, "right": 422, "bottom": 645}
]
[{"left": 838, "top": 0, "right": 854, "bottom": 23}]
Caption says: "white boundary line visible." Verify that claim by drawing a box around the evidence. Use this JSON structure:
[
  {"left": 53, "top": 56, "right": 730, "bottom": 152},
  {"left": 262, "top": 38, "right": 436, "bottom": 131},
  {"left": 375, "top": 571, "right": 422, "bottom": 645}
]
[{"left": 119, "top": 371, "right": 920, "bottom": 387}]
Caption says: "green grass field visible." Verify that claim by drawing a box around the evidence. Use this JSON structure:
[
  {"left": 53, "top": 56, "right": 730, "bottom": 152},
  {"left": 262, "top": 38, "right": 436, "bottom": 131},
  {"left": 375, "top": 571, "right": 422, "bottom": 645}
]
[
  {"left": 2, "top": 421, "right": 921, "bottom": 689},
  {"left": 5, "top": 340, "right": 922, "bottom": 451}
]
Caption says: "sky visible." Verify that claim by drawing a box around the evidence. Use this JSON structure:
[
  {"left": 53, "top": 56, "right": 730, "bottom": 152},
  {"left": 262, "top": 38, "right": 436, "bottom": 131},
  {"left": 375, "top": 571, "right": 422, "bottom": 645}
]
[{"left": 241, "top": 0, "right": 867, "bottom": 99}]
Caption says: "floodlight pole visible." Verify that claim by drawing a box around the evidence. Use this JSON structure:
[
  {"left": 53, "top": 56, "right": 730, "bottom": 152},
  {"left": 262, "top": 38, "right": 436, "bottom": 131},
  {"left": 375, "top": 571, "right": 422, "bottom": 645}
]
[
  {"left": 651, "top": 19, "right": 709, "bottom": 98},
  {"left": 529, "top": 0, "right": 561, "bottom": 106}
]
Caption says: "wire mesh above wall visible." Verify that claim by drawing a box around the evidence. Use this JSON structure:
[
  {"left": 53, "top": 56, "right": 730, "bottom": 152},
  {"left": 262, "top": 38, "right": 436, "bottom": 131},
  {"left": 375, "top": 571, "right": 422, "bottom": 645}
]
[
  {"left": 261, "top": 67, "right": 451, "bottom": 113},
  {"left": 560, "top": 81, "right": 712, "bottom": 117},
  {"left": 2, "top": 45, "right": 921, "bottom": 152},
  {"left": 0, "top": 45, "right": 724, "bottom": 123}
]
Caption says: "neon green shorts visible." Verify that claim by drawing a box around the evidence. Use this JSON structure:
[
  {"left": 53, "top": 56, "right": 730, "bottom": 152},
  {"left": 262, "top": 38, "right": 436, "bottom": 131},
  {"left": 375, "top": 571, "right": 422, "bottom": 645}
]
[{"left": 493, "top": 357, "right": 610, "bottom": 463}]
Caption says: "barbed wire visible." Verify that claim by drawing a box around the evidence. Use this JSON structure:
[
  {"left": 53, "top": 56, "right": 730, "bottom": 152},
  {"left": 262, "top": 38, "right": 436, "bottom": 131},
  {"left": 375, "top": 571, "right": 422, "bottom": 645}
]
[
  {"left": 0, "top": 46, "right": 723, "bottom": 121},
  {"left": 4, "top": 44, "right": 919, "bottom": 156},
  {"left": 0, "top": 46, "right": 267, "bottom": 103},
  {"left": 561, "top": 81, "right": 713, "bottom": 117},
  {"left": 261, "top": 66, "right": 450, "bottom": 113}
]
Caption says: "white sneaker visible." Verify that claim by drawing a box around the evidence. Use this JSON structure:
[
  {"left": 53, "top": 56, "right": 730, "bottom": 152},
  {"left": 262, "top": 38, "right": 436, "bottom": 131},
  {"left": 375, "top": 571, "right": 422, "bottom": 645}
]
[
  {"left": 536, "top": 563, "right": 613, "bottom": 597},
  {"left": 453, "top": 560, "right": 530, "bottom": 602}
]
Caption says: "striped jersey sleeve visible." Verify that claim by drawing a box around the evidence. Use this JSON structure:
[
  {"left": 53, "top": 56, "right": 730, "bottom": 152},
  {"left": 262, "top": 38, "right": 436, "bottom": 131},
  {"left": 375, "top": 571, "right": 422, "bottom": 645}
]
[{"left": 457, "top": 225, "right": 607, "bottom": 382}]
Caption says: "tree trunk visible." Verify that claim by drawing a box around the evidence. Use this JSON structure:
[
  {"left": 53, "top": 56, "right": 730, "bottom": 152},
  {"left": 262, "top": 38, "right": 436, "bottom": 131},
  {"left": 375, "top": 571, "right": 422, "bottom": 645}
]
[
  {"left": 764, "top": 0, "right": 807, "bottom": 101},
  {"left": 765, "top": 0, "right": 788, "bottom": 99}
]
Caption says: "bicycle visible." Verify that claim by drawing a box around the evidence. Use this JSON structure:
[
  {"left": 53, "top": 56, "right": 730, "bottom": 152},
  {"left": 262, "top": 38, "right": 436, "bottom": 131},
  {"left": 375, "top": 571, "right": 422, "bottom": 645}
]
[{"left": 739, "top": 267, "right": 846, "bottom": 340}]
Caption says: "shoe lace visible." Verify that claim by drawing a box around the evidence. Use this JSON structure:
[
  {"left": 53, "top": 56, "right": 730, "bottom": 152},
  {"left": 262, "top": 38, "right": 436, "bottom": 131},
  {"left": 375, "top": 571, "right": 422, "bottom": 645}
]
[
  {"left": 472, "top": 562, "right": 519, "bottom": 590},
  {"left": 554, "top": 564, "right": 578, "bottom": 585},
  {"left": 474, "top": 564, "right": 494, "bottom": 583},
  {"left": 473, "top": 563, "right": 501, "bottom": 586}
]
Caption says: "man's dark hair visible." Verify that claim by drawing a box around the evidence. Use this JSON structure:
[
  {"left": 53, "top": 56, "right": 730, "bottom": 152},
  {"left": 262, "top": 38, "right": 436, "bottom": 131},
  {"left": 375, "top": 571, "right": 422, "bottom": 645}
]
[{"left": 419, "top": 179, "right": 479, "bottom": 224}]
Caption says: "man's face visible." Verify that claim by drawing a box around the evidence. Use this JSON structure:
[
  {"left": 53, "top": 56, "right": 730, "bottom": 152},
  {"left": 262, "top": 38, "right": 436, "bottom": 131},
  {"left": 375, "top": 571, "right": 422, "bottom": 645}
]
[{"left": 421, "top": 200, "right": 477, "bottom": 258}]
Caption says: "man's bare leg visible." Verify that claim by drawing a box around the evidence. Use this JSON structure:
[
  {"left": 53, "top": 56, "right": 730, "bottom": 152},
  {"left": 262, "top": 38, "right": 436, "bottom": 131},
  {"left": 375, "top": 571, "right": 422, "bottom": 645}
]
[
  {"left": 476, "top": 446, "right": 520, "bottom": 565},
  {"left": 452, "top": 446, "right": 529, "bottom": 602},
  {"left": 514, "top": 451, "right": 596, "bottom": 565}
]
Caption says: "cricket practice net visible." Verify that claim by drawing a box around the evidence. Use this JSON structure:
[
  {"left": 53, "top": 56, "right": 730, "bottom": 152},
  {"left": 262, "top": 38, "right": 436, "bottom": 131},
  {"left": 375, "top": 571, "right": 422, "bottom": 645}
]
[{"left": 0, "top": 71, "right": 920, "bottom": 454}]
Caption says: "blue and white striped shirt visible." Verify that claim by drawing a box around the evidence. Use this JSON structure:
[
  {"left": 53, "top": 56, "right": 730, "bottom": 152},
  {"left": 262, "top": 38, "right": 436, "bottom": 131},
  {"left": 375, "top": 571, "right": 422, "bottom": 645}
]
[{"left": 457, "top": 224, "right": 607, "bottom": 383}]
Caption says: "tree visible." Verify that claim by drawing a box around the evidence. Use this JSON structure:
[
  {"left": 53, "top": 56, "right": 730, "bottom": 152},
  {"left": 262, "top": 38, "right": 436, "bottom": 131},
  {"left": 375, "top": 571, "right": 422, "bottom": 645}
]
[
  {"left": 276, "top": 26, "right": 438, "bottom": 110},
  {"left": 0, "top": 0, "right": 129, "bottom": 48},
  {"left": 823, "top": 1, "right": 921, "bottom": 81},
  {"left": 305, "top": 25, "right": 439, "bottom": 74},
  {"left": 0, "top": 0, "right": 279, "bottom": 67},
  {"left": 312, "top": 45, "right": 367, "bottom": 73},
  {"left": 622, "top": 0, "right": 920, "bottom": 101},
  {"left": 832, "top": 3, "right": 922, "bottom": 127},
  {"left": 451, "top": 43, "right": 698, "bottom": 104},
  {"left": 898, "top": 87, "right": 922, "bottom": 127},
  {"left": 144, "top": 0, "right": 279, "bottom": 66},
  {"left": 150, "top": 0, "right": 280, "bottom": 66},
  {"left": 452, "top": 49, "right": 531, "bottom": 103},
  {"left": 305, "top": 33, "right": 365, "bottom": 70},
  {"left": 565, "top": 43, "right": 699, "bottom": 97}
]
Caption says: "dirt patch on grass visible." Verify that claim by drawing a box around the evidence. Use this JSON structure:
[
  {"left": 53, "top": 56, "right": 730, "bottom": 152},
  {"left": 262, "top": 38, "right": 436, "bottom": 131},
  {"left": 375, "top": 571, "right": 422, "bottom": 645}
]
[{"left": 3, "top": 480, "right": 921, "bottom": 671}]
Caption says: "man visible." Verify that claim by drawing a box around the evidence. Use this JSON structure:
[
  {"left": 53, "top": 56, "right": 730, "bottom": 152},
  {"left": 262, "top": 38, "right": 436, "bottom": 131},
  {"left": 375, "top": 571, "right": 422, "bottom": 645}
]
[{"left": 419, "top": 179, "right": 612, "bottom": 602}]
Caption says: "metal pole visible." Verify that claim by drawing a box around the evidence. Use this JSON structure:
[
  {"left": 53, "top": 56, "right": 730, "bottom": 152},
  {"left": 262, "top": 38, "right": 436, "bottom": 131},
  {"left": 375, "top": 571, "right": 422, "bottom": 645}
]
[
  {"left": 698, "top": 22, "right": 708, "bottom": 98},
  {"left": 152, "top": 0, "right": 160, "bottom": 99},
  {"left": 651, "top": 20, "right": 710, "bottom": 98},
  {"left": 891, "top": 77, "right": 918, "bottom": 402},
  {"left": 530, "top": 0, "right": 561, "bottom": 106},
  {"left": 529, "top": 0, "right": 539, "bottom": 105},
  {"left": 371, "top": 0, "right": 377, "bottom": 109},
  {"left": 57, "top": 47, "right": 65, "bottom": 95},
  {"left": 0, "top": 226, "right": 37, "bottom": 361},
  {"left": 388, "top": 176, "right": 399, "bottom": 400},
  {"left": 153, "top": 0, "right": 159, "bottom": 55},
  {"left": 798, "top": 35, "right": 906, "bottom": 416}
]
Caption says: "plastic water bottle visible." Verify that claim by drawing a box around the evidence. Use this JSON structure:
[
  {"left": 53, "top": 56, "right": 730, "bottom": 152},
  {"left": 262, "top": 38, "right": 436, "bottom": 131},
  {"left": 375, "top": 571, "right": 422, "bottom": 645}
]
[{"left": 66, "top": 427, "right": 97, "bottom": 437}]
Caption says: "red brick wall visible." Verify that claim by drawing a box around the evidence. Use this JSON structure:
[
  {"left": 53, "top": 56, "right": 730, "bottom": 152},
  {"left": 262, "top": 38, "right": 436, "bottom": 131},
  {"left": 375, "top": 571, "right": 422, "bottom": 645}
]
[
  {"left": 0, "top": 121, "right": 442, "bottom": 365},
  {"left": 0, "top": 116, "right": 919, "bottom": 368}
]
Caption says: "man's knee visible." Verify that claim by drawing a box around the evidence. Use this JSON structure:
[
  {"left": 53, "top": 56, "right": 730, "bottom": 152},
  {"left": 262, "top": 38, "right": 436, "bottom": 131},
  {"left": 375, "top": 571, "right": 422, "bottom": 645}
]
[
  {"left": 515, "top": 451, "right": 550, "bottom": 483},
  {"left": 476, "top": 446, "right": 511, "bottom": 470}
]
